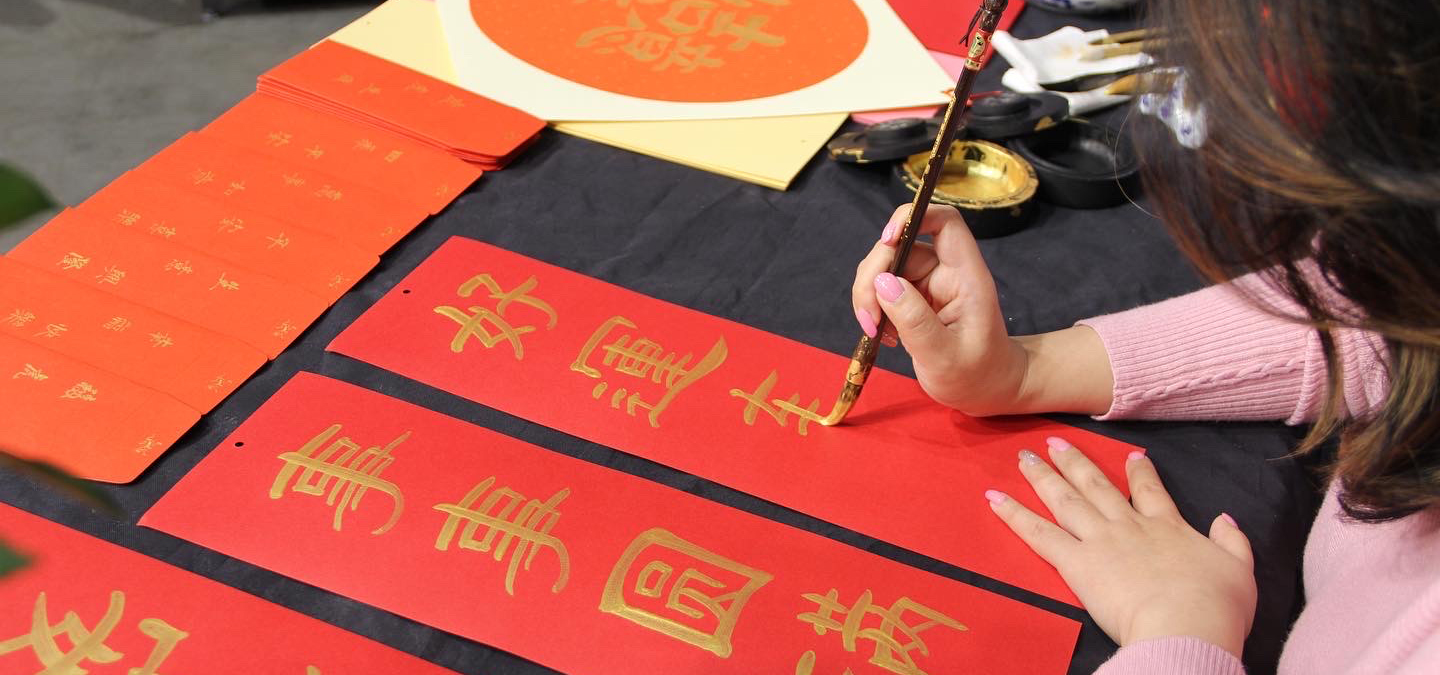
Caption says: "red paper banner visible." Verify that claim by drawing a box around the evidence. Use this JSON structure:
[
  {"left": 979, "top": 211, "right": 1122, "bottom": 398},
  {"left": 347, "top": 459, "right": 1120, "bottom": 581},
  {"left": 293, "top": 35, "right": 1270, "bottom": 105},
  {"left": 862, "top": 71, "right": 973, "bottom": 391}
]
[
  {"left": 77, "top": 172, "right": 378, "bottom": 303},
  {"left": 133, "top": 132, "right": 428, "bottom": 257},
  {"left": 327, "top": 236, "right": 1137, "bottom": 605},
  {"left": 0, "top": 257, "right": 265, "bottom": 413},
  {"left": 142, "top": 373, "right": 1079, "bottom": 674},
  {"left": 886, "top": 0, "right": 1025, "bottom": 57},
  {"left": 0, "top": 505, "right": 457, "bottom": 673},
  {"left": 203, "top": 93, "right": 483, "bottom": 214},
  {"left": 0, "top": 334, "right": 198, "bottom": 482},
  {"left": 7, "top": 209, "right": 330, "bottom": 359},
  {"left": 258, "top": 41, "right": 545, "bottom": 167}
]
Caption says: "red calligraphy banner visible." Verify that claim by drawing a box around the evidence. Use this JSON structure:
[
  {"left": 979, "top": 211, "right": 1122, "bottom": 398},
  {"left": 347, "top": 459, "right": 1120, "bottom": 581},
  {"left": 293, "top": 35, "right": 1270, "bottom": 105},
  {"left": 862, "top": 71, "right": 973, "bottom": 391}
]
[
  {"left": 0, "top": 505, "right": 457, "bottom": 673},
  {"left": 142, "top": 373, "right": 1079, "bottom": 674},
  {"left": 327, "top": 236, "right": 1137, "bottom": 605}
]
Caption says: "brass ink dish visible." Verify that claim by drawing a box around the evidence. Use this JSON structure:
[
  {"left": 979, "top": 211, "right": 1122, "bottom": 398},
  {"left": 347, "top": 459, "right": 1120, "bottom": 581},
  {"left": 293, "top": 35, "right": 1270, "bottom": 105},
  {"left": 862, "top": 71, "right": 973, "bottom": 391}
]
[{"left": 896, "top": 139, "right": 1039, "bottom": 239}]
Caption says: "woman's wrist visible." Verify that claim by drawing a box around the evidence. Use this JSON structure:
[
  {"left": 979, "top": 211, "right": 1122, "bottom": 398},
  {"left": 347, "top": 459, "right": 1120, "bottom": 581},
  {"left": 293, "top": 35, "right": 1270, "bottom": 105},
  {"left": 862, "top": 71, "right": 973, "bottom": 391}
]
[{"left": 1011, "top": 326, "right": 1115, "bottom": 416}]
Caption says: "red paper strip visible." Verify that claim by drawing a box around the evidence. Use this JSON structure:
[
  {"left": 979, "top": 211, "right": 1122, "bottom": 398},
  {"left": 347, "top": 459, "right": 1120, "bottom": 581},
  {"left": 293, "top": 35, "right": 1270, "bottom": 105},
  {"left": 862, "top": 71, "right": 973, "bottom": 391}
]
[
  {"left": 203, "top": 93, "right": 483, "bottom": 214},
  {"left": 7, "top": 209, "right": 330, "bottom": 358},
  {"left": 0, "top": 334, "right": 197, "bottom": 482},
  {"left": 327, "top": 236, "right": 1136, "bottom": 605},
  {"left": 257, "top": 40, "right": 545, "bottom": 167},
  {"left": 0, "top": 257, "right": 265, "bottom": 413},
  {"left": 143, "top": 373, "right": 1079, "bottom": 674},
  {"left": 133, "top": 132, "right": 427, "bottom": 257},
  {"left": 0, "top": 505, "right": 457, "bottom": 673},
  {"left": 76, "top": 172, "right": 377, "bottom": 303},
  {"left": 886, "top": 0, "right": 1025, "bottom": 57}
]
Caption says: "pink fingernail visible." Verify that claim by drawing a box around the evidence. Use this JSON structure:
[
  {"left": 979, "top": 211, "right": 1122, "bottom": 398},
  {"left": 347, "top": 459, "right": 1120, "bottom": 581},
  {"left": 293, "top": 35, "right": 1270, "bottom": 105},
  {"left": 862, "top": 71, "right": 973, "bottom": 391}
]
[
  {"left": 880, "top": 219, "right": 899, "bottom": 244},
  {"left": 1018, "top": 449, "right": 1044, "bottom": 466},
  {"left": 1127, "top": 450, "right": 1147, "bottom": 462},
  {"left": 1045, "top": 436, "right": 1072, "bottom": 452},
  {"left": 984, "top": 489, "right": 1007, "bottom": 505},
  {"left": 1221, "top": 513, "right": 1238, "bottom": 528},
  {"left": 854, "top": 307, "right": 878, "bottom": 338},
  {"left": 874, "top": 273, "right": 904, "bottom": 302}
]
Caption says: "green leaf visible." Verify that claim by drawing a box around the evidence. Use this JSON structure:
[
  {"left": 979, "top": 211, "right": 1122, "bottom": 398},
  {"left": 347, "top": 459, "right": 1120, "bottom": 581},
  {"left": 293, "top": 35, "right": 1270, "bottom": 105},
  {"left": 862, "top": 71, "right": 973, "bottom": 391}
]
[
  {"left": 0, "top": 162, "right": 54, "bottom": 228},
  {"left": 0, "top": 538, "right": 30, "bottom": 578},
  {"left": 0, "top": 453, "right": 120, "bottom": 514}
]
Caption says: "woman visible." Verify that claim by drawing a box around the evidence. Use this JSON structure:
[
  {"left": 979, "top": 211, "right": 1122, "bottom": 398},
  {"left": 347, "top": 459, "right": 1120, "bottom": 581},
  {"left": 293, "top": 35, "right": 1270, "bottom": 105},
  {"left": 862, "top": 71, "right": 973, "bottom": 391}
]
[{"left": 851, "top": 1, "right": 1439, "bottom": 672}]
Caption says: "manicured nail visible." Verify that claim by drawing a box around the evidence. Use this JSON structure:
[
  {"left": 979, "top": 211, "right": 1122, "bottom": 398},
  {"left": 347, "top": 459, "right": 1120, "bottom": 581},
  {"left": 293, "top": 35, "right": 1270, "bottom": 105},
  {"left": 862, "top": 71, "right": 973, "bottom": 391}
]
[
  {"left": 880, "top": 219, "right": 899, "bottom": 244},
  {"left": 1127, "top": 450, "right": 1147, "bottom": 462},
  {"left": 1221, "top": 512, "right": 1238, "bottom": 528},
  {"left": 874, "top": 272, "right": 904, "bottom": 302},
  {"left": 985, "top": 489, "right": 1008, "bottom": 505},
  {"left": 1018, "top": 449, "right": 1044, "bottom": 466},
  {"left": 854, "top": 307, "right": 878, "bottom": 338},
  {"left": 1045, "top": 436, "right": 1072, "bottom": 452}
]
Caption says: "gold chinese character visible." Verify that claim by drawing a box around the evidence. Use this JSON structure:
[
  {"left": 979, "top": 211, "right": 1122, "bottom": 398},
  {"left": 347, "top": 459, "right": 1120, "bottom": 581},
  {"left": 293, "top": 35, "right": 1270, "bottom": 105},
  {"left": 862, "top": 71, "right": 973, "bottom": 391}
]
[
  {"left": 12, "top": 364, "right": 47, "bottom": 381},
  {"left": 266, "top": 232, "right": 291, "bottom": 249},
  {"left": 218, "top": 216, "right": 245, "bottom": 233},
  {"left": 4, "top": 309, "right": 36, "bottom": 327},
  {"left": 148, "top": 222, "right": 177, "bottom": 238},
  {"left": 359, "top": 83, "right": 381, "bottom": 95},
  {"left": 116, "top": 209, "right": 141, "bottom": 226},
  {"left": 134, "top": 434, "right": 161, "bottom": 455},
  {"left": 601, "top": 527, "right": 772, "bottom": 657},
  {"left": 102, "top": 316, "right": 133, "bottom": 332},
  {"left": 205, "top": 375, "right": 231, "bottom": 392},
  {"left": 34, "top": 323, "right": 67, "bottom": 339},
  {"left": 305, "top": 145, "right": 325, "bottom": 160},
  {"left": 272, "top": 321, "right": 298, "bottom": 338},
  {"left": 655, "top": 35, "right": 723, "bottom": 72},
  {"left": 335, "top": 73, "right": 355, "bottom": 84},
  {"left": 404, "top": 82, "right": 430, "bottom": 94},
  {"left": 148, "top": 332, "right": 174, "bottom": 348},
  {"left": 223, "top": 181, "right": 246, "bottom": 196},
  {"left": 707, "top": 8, "right": 785, "bottom": 50},
  {"left": 59, "top": 381, "right": 98, "bottom": 401},
  {"left": 433, "top": 477, "right": 571, "bottom": 596},
  {"left": 729, "top": 370, "right": 823, "bottom": 436},
  {"left": 0, "top": 591, "right": 189, "bottom": 675},
  {"left": 577, "top": 10, "right": 671, "bottom": 62},
  {"left": 209, "top": 273, "right": 240, "bottom": 291},
  {"left": 327, "top": 274, "right": 351, "bottom": 289},
  {"left": 383, "top": 150, "right": 404, "bottom": 163},
  {"left": 269, "top": 423, "right": 407, "bottom": 535},
  {"left": 95, "top": 265, "right": 126, "bottom": 286},
  {"left": 192, "top": 169, "right": 216, "bottom": 185},
  {"left": 656, "top": 0, "right": 713, "bottom": 34},
  {"left": 314, "top": 185, "right": 343, "bottom": 201},
  {"left": 433, "top": 273, "right": 558, "bottom": 359},
  {"left": 571, "top": 316, "right": 727, "bottom": 427},
  {"left": 57, "top": 251, "right": 90, "bottom": 270},
  {"left": 438, "top": 94, "right": 465, "bottom": 108},
  {"left": 796, "top": 589, "right": 966, "bottom": 675},
  {"left": 163, "top": 259, "right": 194, "bottom": 275},
  {"left": 354, "top": 138, "right": 377, "bottom": 152},
  {"left": 266, "top": 131, "right": 293, "bottom": 147},
  {"left": 282, "top": 172, "right": 307, "bottom": 187}
]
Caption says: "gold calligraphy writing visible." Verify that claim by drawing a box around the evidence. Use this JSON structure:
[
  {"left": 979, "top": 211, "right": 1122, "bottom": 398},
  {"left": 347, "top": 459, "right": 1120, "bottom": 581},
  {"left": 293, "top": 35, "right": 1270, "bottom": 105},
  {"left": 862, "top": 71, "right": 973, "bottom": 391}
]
[
  {"left": 270, "top": 423, "right": 408, "bottom": 535},
  {"left": 433, "top": 477, "right": 572, "bottom": 596}
]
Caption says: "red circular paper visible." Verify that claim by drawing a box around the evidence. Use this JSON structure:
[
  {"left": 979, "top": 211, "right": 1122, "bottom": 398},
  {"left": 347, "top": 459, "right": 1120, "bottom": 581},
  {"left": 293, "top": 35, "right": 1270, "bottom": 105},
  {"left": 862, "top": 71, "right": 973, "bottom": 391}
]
[{"left": 471, "top": 0, "right": 869, "bottom": 103}]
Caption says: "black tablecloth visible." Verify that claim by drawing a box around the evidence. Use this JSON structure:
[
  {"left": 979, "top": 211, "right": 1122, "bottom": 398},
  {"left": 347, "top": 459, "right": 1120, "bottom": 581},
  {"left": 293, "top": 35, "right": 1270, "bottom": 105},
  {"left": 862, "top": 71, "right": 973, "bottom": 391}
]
[{"left": 0, "top": 6, "right": 1324, "bottom": 675}]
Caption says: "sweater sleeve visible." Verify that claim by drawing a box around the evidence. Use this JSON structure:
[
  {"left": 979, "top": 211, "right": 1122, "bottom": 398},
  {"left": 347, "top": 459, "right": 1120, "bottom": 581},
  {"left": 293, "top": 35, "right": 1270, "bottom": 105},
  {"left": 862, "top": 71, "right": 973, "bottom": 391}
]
[
  {"left": 1076, "top": 271, "right": 1390, "bottom": 423},
  {"left": 1095, "top": 637, "right": 1247, "bottom": 675}
]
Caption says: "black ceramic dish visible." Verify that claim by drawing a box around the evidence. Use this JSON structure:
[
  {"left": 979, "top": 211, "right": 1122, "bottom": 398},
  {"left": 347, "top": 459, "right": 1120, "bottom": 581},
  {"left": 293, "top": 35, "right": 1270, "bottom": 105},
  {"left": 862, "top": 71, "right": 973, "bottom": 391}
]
[
  {"left": 826, "top": 117, "right": 940, "bottom": 163},
  {"left": 965, "top": 91, "right": 1069, "bottom": 141},
  {"left": 1005, "top": 116, "right": 1139, "bottom": 209}
]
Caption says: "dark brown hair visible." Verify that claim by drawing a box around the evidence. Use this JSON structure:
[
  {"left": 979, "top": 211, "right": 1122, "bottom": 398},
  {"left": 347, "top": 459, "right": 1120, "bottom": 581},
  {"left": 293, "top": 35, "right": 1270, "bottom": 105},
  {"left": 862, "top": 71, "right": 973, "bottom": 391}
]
[{"left": 1138, "top": 1, "right": 1440, "bottom": 520}]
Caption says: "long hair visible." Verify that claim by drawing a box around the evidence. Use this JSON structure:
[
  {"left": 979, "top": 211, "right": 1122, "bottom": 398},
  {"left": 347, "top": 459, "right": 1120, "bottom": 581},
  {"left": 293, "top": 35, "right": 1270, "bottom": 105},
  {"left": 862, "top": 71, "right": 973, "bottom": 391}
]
[{"left": 1138, "top": 1, "right": 1440, "bottom": 520}]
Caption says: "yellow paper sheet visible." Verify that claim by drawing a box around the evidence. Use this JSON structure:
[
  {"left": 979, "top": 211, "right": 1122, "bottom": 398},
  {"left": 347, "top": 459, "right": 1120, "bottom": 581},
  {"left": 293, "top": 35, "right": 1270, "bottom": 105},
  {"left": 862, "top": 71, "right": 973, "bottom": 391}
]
[{"left": 327, "top": 0, "right": 845, "bottom": 189}]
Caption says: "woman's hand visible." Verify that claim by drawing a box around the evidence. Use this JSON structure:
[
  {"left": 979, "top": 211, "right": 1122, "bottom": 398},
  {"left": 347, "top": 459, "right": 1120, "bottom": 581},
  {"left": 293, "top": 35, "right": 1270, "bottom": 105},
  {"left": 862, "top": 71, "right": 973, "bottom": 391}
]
[
  {"left": 852, "top": 204, "right": 1030, "bottom": 416},
  {"left": 852, "top": 204, "right": 1115, "bottom": 417},
  {"left": 987, "top": 437, "right": 1257, "bottom": 657}
]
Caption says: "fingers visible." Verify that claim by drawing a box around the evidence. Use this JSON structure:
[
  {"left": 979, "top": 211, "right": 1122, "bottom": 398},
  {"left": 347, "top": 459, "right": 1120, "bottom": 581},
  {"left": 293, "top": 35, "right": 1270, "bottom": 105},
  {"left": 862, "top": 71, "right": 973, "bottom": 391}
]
[
  {"left": 1124, "top": 451, "right": 1181, "bottom": 520},
  {"left": 1016, "top": 446, "right": 1107, "bottom": 538},
  {"left": 1045, "top": 437, "right": 1134, "bottom": 520},
  {"left": 1208, "top": 513, "right": 1254, "bottom": 571},
  {"left": 873, "top": 273, "right": 953, "bottom": 366},
  {"left": 985, "top": 489, "right": 1077, "bottom": 564},
  {"left": 852, "top": 239, "right": 936, "bottom": 338}
]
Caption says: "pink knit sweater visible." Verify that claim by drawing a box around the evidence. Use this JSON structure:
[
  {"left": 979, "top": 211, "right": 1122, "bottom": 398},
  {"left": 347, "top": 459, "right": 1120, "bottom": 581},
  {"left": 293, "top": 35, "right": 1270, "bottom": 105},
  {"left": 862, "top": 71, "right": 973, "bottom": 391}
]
[{"left": 1074, "top": 274, "right": 1440, "bottom": 674}]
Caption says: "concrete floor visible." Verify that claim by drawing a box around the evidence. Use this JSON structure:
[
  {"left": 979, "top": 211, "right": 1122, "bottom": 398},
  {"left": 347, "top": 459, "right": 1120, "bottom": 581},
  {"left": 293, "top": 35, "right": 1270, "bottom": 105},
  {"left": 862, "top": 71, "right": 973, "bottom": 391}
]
[{"left": 0, "top": 0, "right": 376, "bottom": 250}]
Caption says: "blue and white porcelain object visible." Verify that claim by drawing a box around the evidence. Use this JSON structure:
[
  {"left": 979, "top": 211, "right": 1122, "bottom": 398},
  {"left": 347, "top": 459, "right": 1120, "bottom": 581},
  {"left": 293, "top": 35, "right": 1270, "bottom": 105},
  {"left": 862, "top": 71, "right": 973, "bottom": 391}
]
[{"left": 1029, "top": 0, "right": 1142, "bottom": 14}]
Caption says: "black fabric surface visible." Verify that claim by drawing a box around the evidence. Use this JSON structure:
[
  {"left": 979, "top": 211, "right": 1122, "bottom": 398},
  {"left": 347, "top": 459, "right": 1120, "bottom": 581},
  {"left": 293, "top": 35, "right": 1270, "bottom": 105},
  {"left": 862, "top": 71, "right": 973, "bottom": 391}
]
[{"left": 0, "top": 6, "right": 1324, "bottom": 675}]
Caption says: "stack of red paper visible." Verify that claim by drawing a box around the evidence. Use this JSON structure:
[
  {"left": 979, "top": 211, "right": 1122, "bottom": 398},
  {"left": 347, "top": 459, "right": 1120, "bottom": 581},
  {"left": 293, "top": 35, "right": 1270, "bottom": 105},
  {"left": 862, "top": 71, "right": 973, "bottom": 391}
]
[
  {"left": 0, "top": 41, "right": 544, "bottom": 483},
  {"left": 258, "top": 40, "right": 545, "bottom": 170}
]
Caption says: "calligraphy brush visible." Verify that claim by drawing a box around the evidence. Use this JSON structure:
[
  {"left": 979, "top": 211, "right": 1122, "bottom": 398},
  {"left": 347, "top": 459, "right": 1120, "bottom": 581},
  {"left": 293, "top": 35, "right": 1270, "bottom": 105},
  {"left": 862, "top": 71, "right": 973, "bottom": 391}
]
[{"left": 817, "top": 0, "right": 1009, "bottom": 427}]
